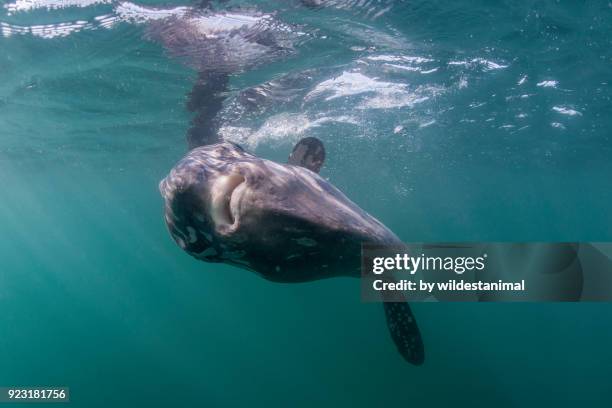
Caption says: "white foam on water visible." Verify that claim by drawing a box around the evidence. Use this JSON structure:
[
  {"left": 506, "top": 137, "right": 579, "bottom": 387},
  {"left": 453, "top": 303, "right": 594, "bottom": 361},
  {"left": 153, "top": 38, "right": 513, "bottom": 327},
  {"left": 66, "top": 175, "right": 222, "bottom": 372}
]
[
  {"left": 114, "top": 2, "right": 190, "bottom": 24},
  {"left": 384, "top": 64, "right": 421, "bottom": 72},
  {"left": 364, "top": 54, "right": 438, "bottom": 75},
  {"left": 448, "top": 58, "right": 508, "bottom": 71},
  {"left": 1, "top": 19, "right": 92, "bottom": 38},
  {"left": 306, "top": 72, "right": 401, "bottom": 101},
  {"left": 420, "top": 68, "right": 438, "bottom": 74},
  {"left": 359, "top": 86, "right": 438, "bottom": 109},
  {"left": 551, "top": 122, "right": 566, "bottom": 129},
  {"left": 419, "top": 120, "right": 436, "bottom": 128},
  {"left": 305, "top": 71, "right": 442, "bottom": 109},
  {"left": 366, "top": 55, "right": 433, "bottom": 64},
  {"left": 4, "top": 0, "right": 112, "bottom": 14},
  {"left": 1, "top": 2, "right": 181, "bottom": 37},
  {"left": 220, "top": 113, "right": 358, "bottom": 148},
  {"left": 1, "top": 2, "right": 264, "bottom": 38},
  {"left": 552, "top": 106, "right": 582, "bottom": 116},
  {"left": 537, "top": 80, "right": 558, "bottom": 88}
]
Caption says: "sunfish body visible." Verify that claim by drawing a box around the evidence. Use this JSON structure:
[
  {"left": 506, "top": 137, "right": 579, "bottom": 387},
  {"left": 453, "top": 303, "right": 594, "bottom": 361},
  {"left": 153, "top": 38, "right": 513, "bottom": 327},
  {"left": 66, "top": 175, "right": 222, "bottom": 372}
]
[{"left": 160, "top": 141, "right": 425, "bottom": 364}]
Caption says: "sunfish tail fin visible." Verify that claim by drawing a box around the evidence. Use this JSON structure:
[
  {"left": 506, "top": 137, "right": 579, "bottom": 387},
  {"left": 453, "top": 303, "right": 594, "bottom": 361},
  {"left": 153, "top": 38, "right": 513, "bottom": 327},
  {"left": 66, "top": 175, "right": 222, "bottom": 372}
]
[{"left": 383, "top": 301, "right": 425, "bottom": 365}]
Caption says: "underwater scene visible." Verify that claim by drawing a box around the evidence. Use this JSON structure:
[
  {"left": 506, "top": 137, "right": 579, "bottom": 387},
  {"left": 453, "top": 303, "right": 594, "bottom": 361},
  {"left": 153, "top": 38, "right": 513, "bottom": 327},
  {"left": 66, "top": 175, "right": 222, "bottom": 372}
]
[{"left": 1, "top": 0, "right": 611, "bottom": 406}]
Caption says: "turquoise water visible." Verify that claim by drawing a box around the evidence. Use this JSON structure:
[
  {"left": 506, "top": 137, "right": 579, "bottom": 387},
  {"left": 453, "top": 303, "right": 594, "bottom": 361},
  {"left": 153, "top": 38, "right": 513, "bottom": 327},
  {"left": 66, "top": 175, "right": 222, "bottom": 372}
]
[{"left": 1, "top": 1, "right": 612, "bottom": 406}]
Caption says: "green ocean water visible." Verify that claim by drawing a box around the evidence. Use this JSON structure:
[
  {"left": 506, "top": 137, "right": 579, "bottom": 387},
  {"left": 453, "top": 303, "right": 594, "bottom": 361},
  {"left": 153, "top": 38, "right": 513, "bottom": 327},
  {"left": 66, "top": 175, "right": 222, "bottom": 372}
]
[{"left": 1, "top": 1, "right": 612, "bottom": 407}]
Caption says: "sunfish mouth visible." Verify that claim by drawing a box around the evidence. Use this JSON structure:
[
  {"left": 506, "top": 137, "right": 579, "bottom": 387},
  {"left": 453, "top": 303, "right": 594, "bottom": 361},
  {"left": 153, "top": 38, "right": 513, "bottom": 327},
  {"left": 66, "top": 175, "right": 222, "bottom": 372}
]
[{"left": 210, "top": 172, "right": 246, "bottom": 232}]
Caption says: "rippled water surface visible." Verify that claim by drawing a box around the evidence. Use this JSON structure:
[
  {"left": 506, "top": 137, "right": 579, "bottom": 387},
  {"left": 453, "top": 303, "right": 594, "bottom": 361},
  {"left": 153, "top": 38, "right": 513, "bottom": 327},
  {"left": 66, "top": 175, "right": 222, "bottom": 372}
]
[{"left": 1, "top": 1, "right": 612, "bottom": 407}]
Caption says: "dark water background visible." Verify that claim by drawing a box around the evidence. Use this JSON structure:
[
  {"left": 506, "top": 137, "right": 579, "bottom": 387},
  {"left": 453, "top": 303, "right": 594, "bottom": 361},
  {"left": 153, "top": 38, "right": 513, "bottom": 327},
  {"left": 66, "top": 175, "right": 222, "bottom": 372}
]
[{"left": 1, "top": 1, "right": 611, "bottom": 406}]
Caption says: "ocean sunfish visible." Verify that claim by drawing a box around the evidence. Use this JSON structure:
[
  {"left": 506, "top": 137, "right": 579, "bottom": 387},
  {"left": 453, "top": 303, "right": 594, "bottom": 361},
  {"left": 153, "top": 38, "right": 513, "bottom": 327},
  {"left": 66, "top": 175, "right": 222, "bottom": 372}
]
[{"left": 160, "top": 138, "right": 425, "bottom": 365}]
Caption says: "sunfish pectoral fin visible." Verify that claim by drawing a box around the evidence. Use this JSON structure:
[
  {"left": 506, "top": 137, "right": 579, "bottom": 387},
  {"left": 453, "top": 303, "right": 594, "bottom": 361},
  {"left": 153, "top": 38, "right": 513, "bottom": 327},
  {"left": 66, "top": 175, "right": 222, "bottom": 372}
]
[
  {"left": 287, "top": 137, "right": 326, "bottom": 173},
  {"left": 383, "top": 302, "right": 425, "bottom": 365},
  {"left": 379, "top": 274, "right": 425, "bottom": 365}
]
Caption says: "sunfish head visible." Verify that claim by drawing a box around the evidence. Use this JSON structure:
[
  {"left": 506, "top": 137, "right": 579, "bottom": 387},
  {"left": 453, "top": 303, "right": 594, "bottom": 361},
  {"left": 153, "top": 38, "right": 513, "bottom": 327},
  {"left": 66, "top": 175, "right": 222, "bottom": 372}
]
[{"left": 159, "top": 142, "right": 399, "bottom": 281}]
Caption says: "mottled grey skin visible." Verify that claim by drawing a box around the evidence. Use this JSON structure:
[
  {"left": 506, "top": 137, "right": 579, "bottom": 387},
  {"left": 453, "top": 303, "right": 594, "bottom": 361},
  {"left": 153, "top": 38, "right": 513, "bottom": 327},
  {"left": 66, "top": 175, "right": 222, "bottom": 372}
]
[
  {"left": 160, "top": 142, "right": 425, "bottom": 364},
  {"left": 160, "top": 142, "right": 397, "bottom": 281}
]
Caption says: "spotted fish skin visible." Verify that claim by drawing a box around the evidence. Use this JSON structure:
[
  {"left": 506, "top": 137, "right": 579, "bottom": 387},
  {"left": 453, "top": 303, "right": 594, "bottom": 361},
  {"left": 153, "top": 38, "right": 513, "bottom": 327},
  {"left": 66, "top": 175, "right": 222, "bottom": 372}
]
[{"left": 383, "top": 301, "right": 425, "bottom": 365}]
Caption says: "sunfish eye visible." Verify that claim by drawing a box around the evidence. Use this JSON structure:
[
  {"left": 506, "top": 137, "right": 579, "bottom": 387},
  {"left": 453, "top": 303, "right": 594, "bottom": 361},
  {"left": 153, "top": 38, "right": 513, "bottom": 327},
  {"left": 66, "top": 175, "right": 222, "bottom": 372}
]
[{"left": 210, "top": 173, "right": 245, "bottom": 229}]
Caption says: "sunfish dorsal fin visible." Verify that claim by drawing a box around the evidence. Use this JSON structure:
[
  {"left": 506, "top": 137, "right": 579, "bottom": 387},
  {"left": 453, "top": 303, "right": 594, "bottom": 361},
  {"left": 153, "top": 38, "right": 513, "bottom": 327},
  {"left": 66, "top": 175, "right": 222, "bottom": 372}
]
[{"left": 288, "top": 137, "right": 326, "bottom": 173}]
